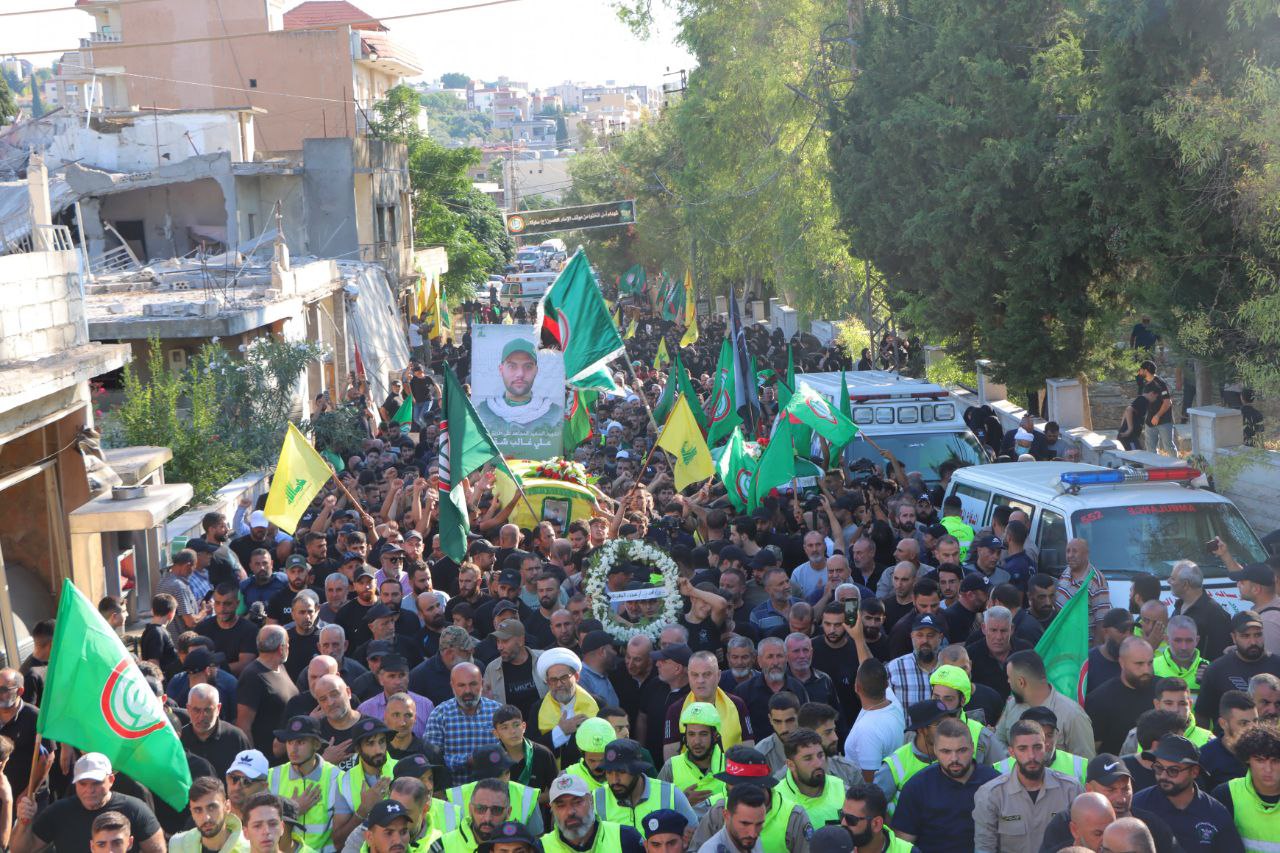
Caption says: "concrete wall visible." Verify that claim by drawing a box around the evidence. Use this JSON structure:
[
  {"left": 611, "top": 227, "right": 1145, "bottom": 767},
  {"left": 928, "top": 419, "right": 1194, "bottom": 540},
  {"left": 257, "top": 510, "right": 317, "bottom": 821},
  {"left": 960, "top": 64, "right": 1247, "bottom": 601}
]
[
  {"left": 43, "top": 111, "right": 251, "bottom": 173},
  {"left": 96, "top": 176, "right": 232, "bottom": 261},
  {"left": 234, "top": 172, "right": 307, "bottom": 253},
  {"left": 303, "top": 137, "right": 360, "bottom": 259},
  {"left": 1210, "top": 447, "right": 1280, "bottom": 536},
  {"left": 0, "top": 250, "right": 86, "bottom": 362}
]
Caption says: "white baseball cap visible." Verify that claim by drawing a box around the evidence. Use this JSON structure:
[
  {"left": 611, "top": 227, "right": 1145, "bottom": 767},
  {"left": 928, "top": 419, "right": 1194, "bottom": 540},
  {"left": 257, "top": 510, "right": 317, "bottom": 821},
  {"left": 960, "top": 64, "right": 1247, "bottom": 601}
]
[
  {"left": 548, "top": 772, "right": 590, "bottom": 802},
  {"left": 248, "top": 511, "right": 269, "bottom": 529},
  {"left": 228, "top": 749, "right": 268, "bottom": 780},
  {"left": 72, "top": 753, "right": 113, "bottom": 783}
]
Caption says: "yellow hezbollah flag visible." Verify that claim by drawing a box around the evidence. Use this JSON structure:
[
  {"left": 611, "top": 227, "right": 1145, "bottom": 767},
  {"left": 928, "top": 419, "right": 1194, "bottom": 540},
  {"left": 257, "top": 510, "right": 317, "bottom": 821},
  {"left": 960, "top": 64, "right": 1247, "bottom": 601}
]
[
  {"left": 263, "top": 423, "right": 333, "bottom": 534},
  {"left": 658, "top": 393, "right": 714, "bottom": 491},
  {"left": 680, "top": 269, "right": 698, "bottom": 348},
  {"left": 415, "top": 275, "right": 429, "bottom": 319},
  {"left": 625, "top": 317, "right": 638, "bottom": 340},
  {"left": 654, "top": 337, "right": 670, "bottom": 370}
]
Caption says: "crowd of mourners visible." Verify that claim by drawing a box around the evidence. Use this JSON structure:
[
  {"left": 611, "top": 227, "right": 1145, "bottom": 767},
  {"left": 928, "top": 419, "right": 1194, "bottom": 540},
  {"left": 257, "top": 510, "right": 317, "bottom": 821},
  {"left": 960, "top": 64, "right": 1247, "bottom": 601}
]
[{"left": 4, "top": 285, "right": 1280, "bottom": 853}]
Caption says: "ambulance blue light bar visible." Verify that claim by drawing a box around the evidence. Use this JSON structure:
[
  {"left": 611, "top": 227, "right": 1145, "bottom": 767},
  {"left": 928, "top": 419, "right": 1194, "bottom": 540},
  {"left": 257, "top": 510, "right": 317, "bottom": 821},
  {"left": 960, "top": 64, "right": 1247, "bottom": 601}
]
[{"left": 1059, "top": 467, "right": 1202, "bottom": 488}]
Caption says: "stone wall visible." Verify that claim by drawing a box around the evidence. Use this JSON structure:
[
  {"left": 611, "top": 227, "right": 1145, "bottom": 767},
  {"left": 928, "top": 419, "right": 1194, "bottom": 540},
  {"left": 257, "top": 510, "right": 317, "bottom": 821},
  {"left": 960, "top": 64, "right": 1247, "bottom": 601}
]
[{"left": 0, "top": 250, "right": 86, "bottom": 363}]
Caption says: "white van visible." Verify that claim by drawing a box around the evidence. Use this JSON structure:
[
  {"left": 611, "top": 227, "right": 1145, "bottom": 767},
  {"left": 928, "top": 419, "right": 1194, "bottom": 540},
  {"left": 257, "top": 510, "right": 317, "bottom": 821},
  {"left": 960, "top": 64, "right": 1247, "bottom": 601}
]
[
  {"left": 797, "top": 370, "right": 989, "bottom": 485},
  {"left": 500, "top": 272, "right": 559, "bottom": 307},
  {"left": 944, "top": 461, "right": 1268, "bottom": 612}
]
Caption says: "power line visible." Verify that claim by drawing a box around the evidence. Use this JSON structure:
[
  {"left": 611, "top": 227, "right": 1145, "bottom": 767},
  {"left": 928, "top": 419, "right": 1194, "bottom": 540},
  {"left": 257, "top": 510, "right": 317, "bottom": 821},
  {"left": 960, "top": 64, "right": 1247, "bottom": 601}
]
[
  {"left": 0, "top": 0, "right": 160, "bottom": 20},
  {"left": 4, "top": 0, "right": 533, "bottom": 56}
]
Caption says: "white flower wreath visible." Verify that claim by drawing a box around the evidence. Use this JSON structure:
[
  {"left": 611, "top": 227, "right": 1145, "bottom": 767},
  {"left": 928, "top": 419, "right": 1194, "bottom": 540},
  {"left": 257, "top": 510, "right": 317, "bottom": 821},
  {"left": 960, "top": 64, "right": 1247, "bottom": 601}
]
[{"left": 583, "top": 538, "right": 682, "bottom": 643}]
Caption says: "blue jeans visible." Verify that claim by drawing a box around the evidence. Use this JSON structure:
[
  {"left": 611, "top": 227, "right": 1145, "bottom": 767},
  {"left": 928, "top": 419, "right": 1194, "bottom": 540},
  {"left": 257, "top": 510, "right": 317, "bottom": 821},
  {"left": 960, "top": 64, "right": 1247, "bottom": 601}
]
[{"left": 1144, "top": 421, "right": 1176, "bottom": 455}]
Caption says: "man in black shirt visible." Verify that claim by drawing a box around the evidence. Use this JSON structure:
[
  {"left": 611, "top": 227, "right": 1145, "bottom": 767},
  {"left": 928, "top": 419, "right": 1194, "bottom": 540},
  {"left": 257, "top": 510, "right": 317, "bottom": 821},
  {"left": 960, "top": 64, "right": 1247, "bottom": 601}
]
[
  {"left": 1038, "top": 753, "right": 1181, "bottom": 853},
  {"left": 812, "top": 603, "right": 862, "bottom": 734},
  {"left": 1086, "top": 636, "right": 1156, "bottom": 755},
  {"left": 266, "top": 555, "right": 312, "bottom": 625},
  {"left": 1195, "top": 610, "right": 1280, "bottom": 729},
  {"left": 1198, "top": 689, "right": 1257, "bottom": 790},
  {"left": 181, "top": 682, "right": 252, "bottom": 777},
  {"left": 0, "top": 668, "right": 40, "bottom": 806},
  {"left": 338, "top": 567, "right": 379, "bottom": 651},
  {"left": 235, "top": 624, "right": 299, "bottom": 755},
  {"left": 196, "top": 584, "right": 259, "bottom": 676},
  {"left": 1171, "top": 561, "right": 1233, "bottom": 661},
  {"left": 16, "top": 752, "right": 165, "bottom": 852}
]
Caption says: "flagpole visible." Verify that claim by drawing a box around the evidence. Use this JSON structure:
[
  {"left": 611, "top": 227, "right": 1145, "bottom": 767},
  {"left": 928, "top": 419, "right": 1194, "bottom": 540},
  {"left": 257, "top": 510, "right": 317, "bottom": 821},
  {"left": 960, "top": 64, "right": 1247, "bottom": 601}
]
[{"left": 24, "top": 735, "right": 42, "bottom": 800}]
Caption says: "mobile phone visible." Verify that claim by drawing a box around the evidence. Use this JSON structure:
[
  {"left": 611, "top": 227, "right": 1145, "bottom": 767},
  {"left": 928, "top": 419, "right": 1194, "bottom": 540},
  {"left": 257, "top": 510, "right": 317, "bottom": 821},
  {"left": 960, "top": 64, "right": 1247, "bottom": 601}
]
[{"left": 844, "top": 589, "right": 861, "bottom": 625}]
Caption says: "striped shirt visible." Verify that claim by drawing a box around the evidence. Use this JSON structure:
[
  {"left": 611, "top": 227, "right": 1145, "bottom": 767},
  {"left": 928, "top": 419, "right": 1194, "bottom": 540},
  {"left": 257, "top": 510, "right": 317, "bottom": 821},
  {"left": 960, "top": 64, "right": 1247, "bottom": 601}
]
[
  {"left": 886, "top": 653, "right": 937, "bottom": 708},
  {"left": 156, "top": 572, "right": 197, "bottom": 640},
  {"left": 423, "top": 697, "right": 500, "bottom": 784},
  {"left": 1056, "top": 565, "right": 1109, "bottom": 635},
  {"left": 188, "top": 568, "right": 213, "bottom": 602}
]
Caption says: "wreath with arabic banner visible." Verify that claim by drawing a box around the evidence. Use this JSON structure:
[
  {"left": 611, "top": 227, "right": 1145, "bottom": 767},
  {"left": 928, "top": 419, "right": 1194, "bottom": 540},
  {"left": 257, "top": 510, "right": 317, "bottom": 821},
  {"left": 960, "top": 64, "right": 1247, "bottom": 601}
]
[{"left": 583, "top": 538, "right": 681, "bottom": 642}]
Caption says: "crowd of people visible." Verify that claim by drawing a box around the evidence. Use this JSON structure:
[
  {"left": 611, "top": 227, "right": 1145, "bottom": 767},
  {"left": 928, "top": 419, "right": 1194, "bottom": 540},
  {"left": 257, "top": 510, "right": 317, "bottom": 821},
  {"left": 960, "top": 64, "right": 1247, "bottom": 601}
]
[{"left": 6, "top": 284, "right": 1280, "bottom": 853}]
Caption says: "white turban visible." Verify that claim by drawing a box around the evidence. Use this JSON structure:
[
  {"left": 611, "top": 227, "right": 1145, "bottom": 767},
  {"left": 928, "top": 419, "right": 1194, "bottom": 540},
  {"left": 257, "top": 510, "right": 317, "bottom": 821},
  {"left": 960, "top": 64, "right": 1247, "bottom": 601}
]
[
  {"left": 536, "top": 648, "right": 582, "bottom": 682},
  {"left": 1014, "top": 429, "right": 1034, "bottom": 445}
]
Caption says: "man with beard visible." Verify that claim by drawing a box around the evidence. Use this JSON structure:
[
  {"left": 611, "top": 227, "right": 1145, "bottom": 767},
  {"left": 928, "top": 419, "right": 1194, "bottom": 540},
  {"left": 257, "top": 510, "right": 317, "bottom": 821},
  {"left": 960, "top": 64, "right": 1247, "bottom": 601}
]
[
  {"left": 199, "top": 583, "right": 260, "bottom": 676},
  {"left": 282, "top": 591, "right": 324, "bottom": 681},
  {"left": 1119, "top": 677, "right": 1213, "bottom": 755},
  {"left": 428, "top": 777, "right": 511, "bottom": 852},
  {"left": 974, "top": 719, "right": 1083, "bottom": 852},
  {"left": 183, "top": 682, "right": 252, "bottom": 778},
  {"left": 425, "top": 662, "right": 502, "bottom": 786},
  {"left": 1131, "top": 736, "right": 1244, "bottom": 853},
  {"left": 333, "top": 718, "right": 397, "bottom": 848},
  {"left": 836, "top": 783, "right": 913, "bottom": 853},
  {"left": 578, "top": 631, "right": 620, "bottom": 708},
  {"left": 734, "top": 637, "right": 808, "bottom": 737},
  {"left": 357, "top": 799, "right": 416, "bottom": 853},
  {"left": 1026, "top": 573, "right": 1061, "bottom": 632},
  {"left": 874, "top": 699, "right": 952, "bottom": 811},
  {"left": 999, "top": 650, "right": 1097, "bottom": 760},
  {"left": 534, "top": 648, "right": 599, "bottom": 760},
  {"left": 550, "top": 609, "right": 579, "bottom": 653},
  {"left": 0, "top": 668, "right": 41, "bottom": 804},
  {"left": 796, "top": 702, "right": 862, "bottom": 786},
  {"left": 543, "top": 772, "right": 644, "bottom": 853},
  {"left": 1037, "top": 754, "right": 1184, "bottom": 853},
  {"left": 1249, "top": 672, "right": 1280, "bottom": 722},
  {"left": 194, "top": 511, "right": 244, "bottom": 587},
  {"left": 1085, "top": 608, "right": 1133, "bottom": 696},
  {"left": 482, "top": 620, "right": 545, "bottom": 722},
  {"left": 886, "top": 613, "right": 944, "bottom": 708},
  {"left": 417, "top": 591, "right": 448, "bottom": 657},
  {"left": 813, "top": 602, "right": 863, "bottom": 730},
  {"left": 666, "top": 651, "right": 753, "bottom": 760},
  {"left": 16, "top": 752, "right": 165, "bottom": 853},
  {"left": 266, "top": 716, "right": 339, "bottom": 851},
  {"left": 169, "top": 777, "right": 246, "bottom": 852},
  {"left": 1198, "top": 691, "right": 1259, "bottom": 789},
  {"left": 657, "top": 702, "right": 726, "bottom": 817},
  {"left": 696, "top": 782, "right": 769, "bottom": 853},
  {"left": 595, "top": 738, "right": 698, "bottom": 831},
  {"left": 338, "top": 567, "right": 380, "bottom": 651},
  {"left": 223, "top": 750, "right": 269, "bottom": 823},
  {"left": 266, "top": 554, "right": 311, "bottom": 626},
  {"left": 889, "top": 717, "right": 999, "bottom": 853},
  {"left": 1211, "top": 724, "right": 1280, "bottom": 852},
  {"left": 775, "top": 729, "right": 845, "bottom": 827},
  {"left": 1085, "top": 637, "right": 1155, "bottom": 755},
  {"left": 614, "top": 636, "right": 660, "bottom": 744},
  {"left": 524, "top": 573, "right": 563, "bottom": 650},
  {"left": 1196, "top": 611, "right": 1280, "bottom": 728}
]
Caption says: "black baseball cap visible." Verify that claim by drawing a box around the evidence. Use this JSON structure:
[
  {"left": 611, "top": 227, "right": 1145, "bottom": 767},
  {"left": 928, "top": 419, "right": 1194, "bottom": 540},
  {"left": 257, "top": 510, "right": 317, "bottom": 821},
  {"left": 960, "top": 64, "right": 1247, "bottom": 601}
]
[
  {"left": 470, "top": 745, "right": 516, "bottom": 779},
  {"left": 959, "top": 573, "right": 991, "bottom": 593},
  {"left": 1231, "top": 610, "right": 1264, "bottom": 633},
  {"left": 1228, "top": 563, "right": 1276, "bottom": 587},
  {"left": 597, "top": 739, "right": 649, "bottom": 774},
  {"left": 364, "top": 603, "right": 397, "bottom": 623},
  {"left": 493, "top": 599, "right": 520, "bottom": 617},
  {"left": 354, "top": 565, "right": 377, "bottom": 580},
  {"left": 468, "top": 540, "right": 496, "bottom": 556},
  {"left": 365, "top": 800, "right": 411, "bottom": 828},
  {"left": 497, "top": 569, "right": 522, "bottom": 588},
  {"left": 477, "top": 822, "right": 540, "bottom": 852},
  {"left": 926, "top": 523, "right": 948, "bottom": 539},
  {"left": 188, "top": 538, "right": 219, "bottom": 554},
  {"left": 973, "top": 535, "right": 1004, "bottom": 550},
  {"left": 907, "top": 699, "right": 957, "bottom": 731},
  {"left": 581, "top": 631, "right": 614, "bottom": 655},
  {"left": 1085, "top": 753, "right": 1132, "bottom": 785},
  {"left": 350, "top": 717, "right": 393, "bottom": 743},
  {"left": 809, "top": 826, "right": 855, "bottom": 853},
  {"left": 379, "top": 654, "right": 410, "bottom": 673},
  {"left": 274, "top": 716, "right": 324, "bottom": 742},
  {"left": 394, "top": 753, "right": 442, "bottom": 779},
  {"left": 1102, "top": 608, "right": 1134, "bottom": 631},
  {"left": 1141, "top": 735, "right": 1199, "bottom": 766},
  {"left": 1020, "top": 706, "right": 1059, "bottom": 729},
  {"left": 650, "top": 644, "right": 692, "bottom": 666},
  {"left": 749, "top": 550, "right": 779, "bottom": 570},
  {"left": 183, "top": 648, "right": 226, "bottom": 672},
  {"left": 365, "top": 639, "right": 394, "bottom": 659}
]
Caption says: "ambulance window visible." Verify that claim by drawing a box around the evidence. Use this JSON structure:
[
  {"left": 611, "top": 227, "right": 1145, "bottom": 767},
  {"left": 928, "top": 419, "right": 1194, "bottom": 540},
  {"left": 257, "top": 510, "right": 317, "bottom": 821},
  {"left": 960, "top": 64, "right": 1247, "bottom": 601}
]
[
  {"left": 1038, "top": 510, "right": 1067, "bottom": 572},
  {"left": 992, "top": 494, "right": 1035, "bottom": 518},
  {"left": 953, "top": 484, "right": 991, "bottom": 528}
]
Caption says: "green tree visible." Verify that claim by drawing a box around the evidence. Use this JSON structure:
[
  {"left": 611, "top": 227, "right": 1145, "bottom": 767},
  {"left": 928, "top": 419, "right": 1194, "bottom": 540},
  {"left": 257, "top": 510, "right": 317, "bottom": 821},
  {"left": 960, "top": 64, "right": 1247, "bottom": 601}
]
[
  {"left": 440, "top": 72, "right": 471, "bottom": 89},
  {"left": 0, "top": 72, "right": 17, "bottom": 123},
  {"left": 29, "top": 75, "right": 44, "bottom": 118}
]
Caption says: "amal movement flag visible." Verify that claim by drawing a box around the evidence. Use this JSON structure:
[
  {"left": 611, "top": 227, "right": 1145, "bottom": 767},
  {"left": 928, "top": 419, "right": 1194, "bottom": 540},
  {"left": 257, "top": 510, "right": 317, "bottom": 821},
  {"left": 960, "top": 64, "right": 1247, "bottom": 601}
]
[
  {"left": 715, "top": 427, "right": 758, "bottom": 512},
  {"left": 39, "top": 580, "right": 193, "bottom": 809},
  {"left": 784, "top": 381, "right": 860, "bottom": 449},
  {"left": 438, "top": 364, "right": 512, "bottom": 561},
  {"left": 706, "top": 339, "right": 742, "bottom": 448},
  {"left": 621, "top": 264, "right": 646, "bottom": 296},
  {"left": 263, "top": 423, "right": 333, "bottom": 534},
  {"left": 537, "top": 250, "right": 625, "bottom": 391},
  {"left": 1036, "top": 569, "right": 1094, "bottom": 702}
]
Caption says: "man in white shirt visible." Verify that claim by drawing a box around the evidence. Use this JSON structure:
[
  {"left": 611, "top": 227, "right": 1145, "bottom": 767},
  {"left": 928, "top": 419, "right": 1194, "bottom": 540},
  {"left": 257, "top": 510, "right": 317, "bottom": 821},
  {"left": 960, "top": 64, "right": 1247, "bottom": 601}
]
[{"left": 844, "top": 658, "right": 906, "bottom": 781}]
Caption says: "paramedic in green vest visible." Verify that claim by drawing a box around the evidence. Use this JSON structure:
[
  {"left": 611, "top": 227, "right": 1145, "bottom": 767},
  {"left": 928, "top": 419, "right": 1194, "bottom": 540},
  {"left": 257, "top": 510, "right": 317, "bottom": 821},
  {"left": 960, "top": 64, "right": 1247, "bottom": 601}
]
[
  {"left": 835, "top": 783, "right": 915, "bottom": 853},
  {"left": 1153, "top": 615, "right": 1206, "bottom": 701},
  {"left": 992, "top": 705, "right": 1087, "bottom": 784},
  {"left": 392, "top": 754, "right": 463, "bottom": 842},
  {"left": 687, "top": 746, "right": 812, "bottom": 851},
  {"left": 594, "top": 738, "right": 699, "bottom": 831},
  {"left": 340, "top": 777, "right": 438, "bottom": 853},
  {"left": 543, "top": 772, "right": 644, "bottom": 853},
  {"left": 874, "top": 700, "right": 955, "bottom": 813},
  {"left": 268, "top": 716, "right": 338, "bottom": 852},
  {"left": 938, "top": 497, "right": 974, "bottom": 562},
  {"left": 358, "top": 800, "right": 415, "bottom": 853},
  {"left": 775, "top": 729, "right": 846, "bottom": 827},
  {"left": 929, "top": 664, "right": 998, "bottom": 764},
  {"left": 1119, "top": 677, "right": 1214, "bottom": 755},
  {"left": 657, "top": 702, "right": 726, "bottom": 819},
  {"left": 563, "top": 717, "right": 616, "bottom": 793},
  {"left": 476, "top": 821, "right": 541, "bottom": 853},
  {"left": 428, "top": 777, "right": 511, "bottom": 853},
  {"left": 639, "top": 809, "right": 687, "bottom": 853},
  {"left": 1211, "top": 724, "right": 1280, "bottom": 853},
  {"left": 444, "top": 745, "right": 543, "bottom": 835},
  {"left": 333, "top": 718, "right": 398, "bottom": 849}
]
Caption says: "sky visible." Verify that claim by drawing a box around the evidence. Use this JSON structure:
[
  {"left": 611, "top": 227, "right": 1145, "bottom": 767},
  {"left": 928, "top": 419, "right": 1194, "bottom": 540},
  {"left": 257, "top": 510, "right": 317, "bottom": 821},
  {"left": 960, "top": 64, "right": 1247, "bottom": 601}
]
[{"left": 2, "top": 0, "right": 696, "bottom": 90}]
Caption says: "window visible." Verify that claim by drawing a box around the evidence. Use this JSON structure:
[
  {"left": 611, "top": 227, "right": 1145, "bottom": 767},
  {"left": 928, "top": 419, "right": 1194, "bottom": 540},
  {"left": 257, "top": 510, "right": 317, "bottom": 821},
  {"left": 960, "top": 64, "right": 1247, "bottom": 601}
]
[
  {"left": 952, "top": 483, "right": 992, "bottom": 529},
  {"left": 992, "top": 493, "right": 1035, "bottom": 518},
  {"left": 249, "top": 79, "right": 258, "bottom": 89},
  {"left": 1038, "top": 510, "right": 1067, "bottom": 573}
]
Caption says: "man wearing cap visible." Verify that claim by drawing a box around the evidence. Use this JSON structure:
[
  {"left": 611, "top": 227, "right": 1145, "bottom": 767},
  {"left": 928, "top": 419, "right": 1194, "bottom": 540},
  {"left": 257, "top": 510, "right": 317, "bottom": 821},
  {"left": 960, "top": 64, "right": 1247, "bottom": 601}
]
[
  {"left": 158, "top": 548, "right": 212, "bottom": 640},
  {"left": 341, "top": 775, "right": 442, "bottom": 853},
  {"left": 534, "top": 648, "right": 599, "bottom": 755},
  {"left": 594, "top": 738, "right": 698, "bottom": 831},
  {"left": 874, "top": 699, "right": 952, "bottom": 813},
  {"left": 658, "top": 702, "right": 727, "bottom": 816},
  {"left": 968, "top": 535, "right": 1011, "bottom": 588},
  {"left": 1195, "top": 610, "right": 1280, "bottom": 730},
  {"left": 1227, "top": 561, "right": 1280, "bottom": 656},
  {"left": 333, "top": 718, "right": 398, "bottom": 847},
  {"left": 973, "top": 718, "right": 1084, "bottom": 853},
  {"left": 687, "top": 746, "right": 812, "bottom": 853},
  {"left": 14, "top": 752, "right": 164, "bottom": 853},
  {"left": 886, "top": 612, "right": 945, "bottom": 708},
  {"left": 943, "top": 573, "right": 990, "bottom": 645},
  {"left": 425, "top": 662, "right": 502, "bottom": 786},
  {"left": 184, "top": 681, "right": 253, "bottom": 777},
  {"left": 929, "top": 665, "right": 997, "bottom": 763},
  {"left": 266, "top": 555, "right": 313, "bottom": 626},
  {"left": 267, "top": 716, "right": 339, "bottom": 851},
  {"left": 476, "top": 338, "right": 563, "bottom": 457},
  {"left": 1085, "top": 608, "right": 1136, "bottom": 695},
  {"left": 482, "top": 617, "right": 547, "bottom": 721},
  {"left": 1131, "top": 736, "right": 1245, "bottom": 852},
  {"left": 360, "top": 800, "right": 417, "bottom": 853},
  {"left": 337, "top": 567, "right": 380, "bottom": 651},
  {"left": 410, "top": 626, "right": 479, "bottom": 708},
  {"left": 231, "top": 511, "right": 277, "bottom": 573},
  {"left": 579, "top": 631, "right": 622, "bottom": 708},
  {"left": 639, "top": 809, "right": 687, "bottom": 853},
  {"left": 1038, "top": 753, "right": 1185, "bottom": 853},
  {"left": 441, "top": 745, "right": 543, "bottom": 837},
  {"left": 224, "top": 750, "right": 270, "bottom": 822},
  {"left": 543, "top": 772, "right": 644, "bottom": 853}
]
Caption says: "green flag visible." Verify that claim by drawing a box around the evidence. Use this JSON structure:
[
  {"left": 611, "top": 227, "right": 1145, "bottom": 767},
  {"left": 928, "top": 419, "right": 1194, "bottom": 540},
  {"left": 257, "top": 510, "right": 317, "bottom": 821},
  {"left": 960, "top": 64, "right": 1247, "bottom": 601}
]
[
  {"left": 778, "top": 344, "right": 813, "bottom": 457},
  {"left": 830, "top": 368, "right": 853, "bottom": 468},
  {"left": 784, "top": 381, "right": 860, "bottom": 448},
  {"left": 564, "top": 388, "right": 597, "bottom": 452},
  {"left": 653, "top": 369, "right": 677, "bottom": 425},
  {"left": 439, "top": 364, "right": 509, "bottom": 561},
  {"left": 706, "top": 339, "right": 743, "bottom": 448},
  {"left": 39, "top": 579, "right": 193, "bottom": 809},
  {"left": 673, "top": 353, "right": 707, "bottom": 434},
  {"left": 714, "top": 427, "right": 758, "bottom": 511},
  {"left": 392, "top": 393, "right": 414, "bottom": 424},
  {"left": 750, "top": 418, "right": 798, "bottom": 511},
  {"left": 621, "top": 264, "right": 646, "bottom": 295},
  {"left": 1036, "top": 569, "right": 1094, "bottom": 702},
  {"left": 537, "top": 250, "right": 625, "bottom": 389},
  {"left": 659, "top": 272, "right": 682, "bottom": 321}
]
